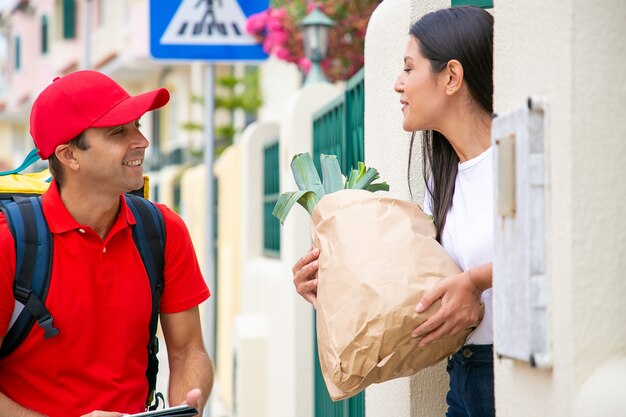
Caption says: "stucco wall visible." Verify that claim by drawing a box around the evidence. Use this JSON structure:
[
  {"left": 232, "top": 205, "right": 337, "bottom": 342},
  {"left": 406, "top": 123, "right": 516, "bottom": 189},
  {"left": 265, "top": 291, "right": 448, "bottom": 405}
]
[
  {"left": 213, "top": 144, "right": 243, "bottom": 410},
  {"left": 364, "top": 0, "right": 450, "bottom": 416},
  {"left": 493, "top": 0, "right": 626, "bottom": 416},
  {"left": 259, "top": 56, "right": 302, "bottom": 123},
  {"left": 181, "top": 164, "right": 207, "bottom": 274},
  {"left": 237, "top": 121, "right": 283, "bottom": 417},
  {"left": 0, "top": 126, "right": 13, "bottom": 168},
  {"left": 365, "top": 0, "right": 416, "bottom": 203}
]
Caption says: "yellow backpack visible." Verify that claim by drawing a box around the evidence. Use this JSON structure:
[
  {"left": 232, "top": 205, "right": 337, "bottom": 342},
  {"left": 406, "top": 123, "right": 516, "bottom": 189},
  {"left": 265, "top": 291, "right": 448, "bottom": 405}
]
[{"left": 0, "top": 150, "right": 50, "bottom": 196}]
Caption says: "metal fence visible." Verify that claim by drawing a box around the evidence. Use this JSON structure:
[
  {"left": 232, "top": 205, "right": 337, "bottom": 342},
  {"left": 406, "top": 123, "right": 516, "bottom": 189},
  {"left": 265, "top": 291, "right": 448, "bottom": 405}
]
[{"left": 311, "top": 67, "right": 365, "bottom": 417}]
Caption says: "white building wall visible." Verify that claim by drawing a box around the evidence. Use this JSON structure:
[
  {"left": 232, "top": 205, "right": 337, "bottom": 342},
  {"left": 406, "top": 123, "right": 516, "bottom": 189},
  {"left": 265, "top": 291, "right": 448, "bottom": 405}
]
[
  {"left": 493, "top": 0, "right": 626, "bottom": 416},
  {"left": 238, "top": 121, "right": 289, "bottom": 417},
  {"left": 258, "top": 56, "right": 302, "bottom": 123}
]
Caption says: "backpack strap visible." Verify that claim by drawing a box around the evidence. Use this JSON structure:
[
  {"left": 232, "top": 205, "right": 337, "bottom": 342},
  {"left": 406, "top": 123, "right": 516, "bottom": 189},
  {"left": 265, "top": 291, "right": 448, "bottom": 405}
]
[
  {"left": 0, "top": 196, "right": 57, "bottom": 357},
  {"left": 0, "top": 149, "right": 40, "bottom": 176},
  {"left": 0, "top": 193, "right": 166, "bottom": 406},
  {"left": 124, "top": 194, "right": 166, "bottom": 411}
]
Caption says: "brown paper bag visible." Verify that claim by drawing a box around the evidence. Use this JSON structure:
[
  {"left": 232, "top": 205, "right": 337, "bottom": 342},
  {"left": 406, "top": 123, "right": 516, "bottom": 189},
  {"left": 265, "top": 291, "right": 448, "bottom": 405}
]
[{"left": 311, "top": 189, "right": 476, "bottom": 401}]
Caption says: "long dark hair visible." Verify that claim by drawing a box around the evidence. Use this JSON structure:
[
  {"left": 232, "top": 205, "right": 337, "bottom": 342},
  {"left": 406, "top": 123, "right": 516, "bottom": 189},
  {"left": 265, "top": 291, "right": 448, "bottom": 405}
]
[{"left": 409, "top": 6, "right": 493, "bottom": 242}]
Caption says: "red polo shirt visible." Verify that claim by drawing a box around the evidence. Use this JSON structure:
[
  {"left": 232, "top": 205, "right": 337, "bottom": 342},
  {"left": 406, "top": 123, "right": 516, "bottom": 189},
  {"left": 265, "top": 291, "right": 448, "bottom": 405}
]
[{"left": 0, "top": 181, "right": 210, "bottom": 416}]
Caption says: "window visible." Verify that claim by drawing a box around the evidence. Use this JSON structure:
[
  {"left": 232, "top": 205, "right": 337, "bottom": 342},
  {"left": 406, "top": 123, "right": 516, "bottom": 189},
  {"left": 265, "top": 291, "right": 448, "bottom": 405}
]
[
  {"left": 14, "top": 36, "right": 21, "bottom": 71},
  {"left": 55, "top": 0, "right": 76, "bottom": 39},
  {"left": 62, "top": 0, "right": 76, "bottom": 39},
  {"left": 41, "top": 15, "right": 49, "bottom": 54},
  {"left": 263, "top": 141, "right": 280, "bottom": 257}
]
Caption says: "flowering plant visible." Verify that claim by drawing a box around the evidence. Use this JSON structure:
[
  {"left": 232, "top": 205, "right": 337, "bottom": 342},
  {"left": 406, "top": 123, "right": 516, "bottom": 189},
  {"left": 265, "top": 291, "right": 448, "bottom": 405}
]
[{"left": 246, "top": 1, "right": 381, "bottom": 83}]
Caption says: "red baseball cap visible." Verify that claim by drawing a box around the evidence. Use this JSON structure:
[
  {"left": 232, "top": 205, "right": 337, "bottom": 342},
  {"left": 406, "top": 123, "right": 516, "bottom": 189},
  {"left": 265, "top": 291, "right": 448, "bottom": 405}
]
[{"left": 30, "top": 70, "right": 170, "bottom": 159}]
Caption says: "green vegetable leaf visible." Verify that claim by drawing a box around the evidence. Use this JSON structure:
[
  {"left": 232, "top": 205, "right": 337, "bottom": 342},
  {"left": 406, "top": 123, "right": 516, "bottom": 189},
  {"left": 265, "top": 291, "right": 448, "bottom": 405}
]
[
  {"left": 353, "top": 167, "right": 380, "bottom": 190},
  {"left": 346, "top": 168, "right": 358, "bottom": 189},
  {"left": 273, "top": 152, "right": 390, "bottom": 226},
  {"left": 320, "top": 154, "right": 343, "bottom": 194},
  {"left": 290, "top": 153, "right": 325, "bottom": 198},
  {"left": 272, "top": 190, "right": 320, "bottom": 224},
  {"left": 366, "top": 182, "right": 390, "bottom": 192}
]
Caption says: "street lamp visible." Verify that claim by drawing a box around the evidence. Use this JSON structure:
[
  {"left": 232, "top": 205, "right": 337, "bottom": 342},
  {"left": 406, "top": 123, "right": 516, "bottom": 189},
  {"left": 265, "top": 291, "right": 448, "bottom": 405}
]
[{"left": 301, "top": 6, "right": 335, "bottom": 85}]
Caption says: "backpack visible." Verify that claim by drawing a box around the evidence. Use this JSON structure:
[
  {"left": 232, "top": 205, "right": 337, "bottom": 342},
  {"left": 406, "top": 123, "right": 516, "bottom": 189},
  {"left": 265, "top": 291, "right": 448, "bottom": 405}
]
[{"left": 0, "top": 149, "right": 166, "bottom": 410}]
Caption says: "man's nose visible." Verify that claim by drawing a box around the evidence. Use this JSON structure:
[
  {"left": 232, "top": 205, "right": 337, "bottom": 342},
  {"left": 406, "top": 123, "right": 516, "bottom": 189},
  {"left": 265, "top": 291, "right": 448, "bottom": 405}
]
[{"left": 131, "top": 129, "right": 150, "bottom": 149}]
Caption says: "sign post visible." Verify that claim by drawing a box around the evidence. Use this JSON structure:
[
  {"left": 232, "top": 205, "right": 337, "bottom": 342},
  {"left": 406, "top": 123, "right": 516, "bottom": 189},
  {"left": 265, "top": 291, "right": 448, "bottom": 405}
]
[{"left": 149, "top": 1, "right": 268, "bottom": 414}]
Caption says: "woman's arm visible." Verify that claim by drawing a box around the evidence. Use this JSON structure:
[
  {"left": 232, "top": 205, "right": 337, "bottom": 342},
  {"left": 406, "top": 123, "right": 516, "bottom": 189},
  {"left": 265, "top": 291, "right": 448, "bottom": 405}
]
[{"left": 411, "top": 262, "right": 492, "bottom": 346}]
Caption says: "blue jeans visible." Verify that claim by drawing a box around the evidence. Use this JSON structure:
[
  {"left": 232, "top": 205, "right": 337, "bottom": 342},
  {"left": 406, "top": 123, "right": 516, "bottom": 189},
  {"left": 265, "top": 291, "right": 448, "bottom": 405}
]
[{"left": 445, "top": 344, "right": 495, "bottom": 417}]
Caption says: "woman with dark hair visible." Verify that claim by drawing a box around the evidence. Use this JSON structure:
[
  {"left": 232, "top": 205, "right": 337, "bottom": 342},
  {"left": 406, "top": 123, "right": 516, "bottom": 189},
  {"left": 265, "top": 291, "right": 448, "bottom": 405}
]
[
  {"left": 402, "top": 6, "right": 495, "bottom": 417},
  {"left": 292, "top": 6, "right": 495, "bottom": 416}
]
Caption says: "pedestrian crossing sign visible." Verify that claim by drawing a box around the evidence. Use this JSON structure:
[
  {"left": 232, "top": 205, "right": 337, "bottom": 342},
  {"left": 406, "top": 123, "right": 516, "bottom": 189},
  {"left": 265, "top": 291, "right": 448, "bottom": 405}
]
[{"left": 150, "top": 0, "right": 269, "bottom": 62}]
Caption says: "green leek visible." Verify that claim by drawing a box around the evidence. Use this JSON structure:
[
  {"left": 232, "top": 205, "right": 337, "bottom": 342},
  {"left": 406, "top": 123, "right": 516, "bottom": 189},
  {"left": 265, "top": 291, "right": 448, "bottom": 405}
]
[{"left": 272, "top": 153, "right": 389, "bottom": 225}]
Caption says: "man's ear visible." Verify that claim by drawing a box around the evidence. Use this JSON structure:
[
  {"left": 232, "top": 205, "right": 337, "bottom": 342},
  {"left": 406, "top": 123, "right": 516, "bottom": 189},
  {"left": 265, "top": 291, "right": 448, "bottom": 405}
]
[
  {"left": 54, "top": 144, "right": 80, "bottom": 172},
  {"left": 444, "top": 59, "right": 464, "bottom": 96}
]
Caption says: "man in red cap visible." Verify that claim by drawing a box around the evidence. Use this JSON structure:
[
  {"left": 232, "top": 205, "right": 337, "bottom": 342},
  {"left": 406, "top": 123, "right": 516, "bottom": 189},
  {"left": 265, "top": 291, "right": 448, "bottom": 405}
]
[{"left": 0, "top": 71, "right": 213, "bottom": 417}]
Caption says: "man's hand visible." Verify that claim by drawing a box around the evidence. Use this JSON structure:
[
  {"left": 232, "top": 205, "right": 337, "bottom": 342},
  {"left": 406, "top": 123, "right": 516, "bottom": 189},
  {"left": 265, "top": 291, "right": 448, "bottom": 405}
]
[{"left": 181, "top": 388, "right": 203, "bottom": 410}]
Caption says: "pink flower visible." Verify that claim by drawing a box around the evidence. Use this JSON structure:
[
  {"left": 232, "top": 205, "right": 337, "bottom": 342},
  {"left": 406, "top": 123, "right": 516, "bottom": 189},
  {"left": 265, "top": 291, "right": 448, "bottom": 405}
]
[
  {"left": 307, "top": 2, "right": 324, "bottom": 13},
  {"left": 298, "top": 57, "right": 312, "bottom": 73},
  {"left": 267, "top": 10, "right": 286, "bottom": 32},
  {"left": 263, "top": 30, "right": 288, "bottom": 52},
  {"left": 269, "top": 7, "right": 287, "bottom": 19},
  {"left": 245, "top": 10, "right": 268, "bottom": 35},
  {"left": 274, "top": 46, "right": 293, "bottom": 61}
]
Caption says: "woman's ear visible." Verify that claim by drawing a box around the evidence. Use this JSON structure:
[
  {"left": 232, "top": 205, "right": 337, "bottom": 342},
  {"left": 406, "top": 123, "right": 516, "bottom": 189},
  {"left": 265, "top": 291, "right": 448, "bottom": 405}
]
[
  {"left": 444, "top": 59, "right": 464, "bottom": 96},
  {"left": 54, "top": 144, "right": 80, "bottom": 172}
]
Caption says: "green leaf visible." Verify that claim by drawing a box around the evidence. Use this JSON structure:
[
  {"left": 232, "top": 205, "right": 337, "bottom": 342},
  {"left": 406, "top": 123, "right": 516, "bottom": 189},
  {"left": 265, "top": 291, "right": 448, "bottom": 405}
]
[
  {"left": 290, "top": 153, "right": 325, "bottom": 198},
  {"left": 353, "top": 167, "right": 380, "bottom": 190},
  {"left": 272, "top": 190, "right": 320, "bottom": 225},
  {"left": 296, "top": 190, "right": 321, "bottom": 216},
  {"left": 366, "top": 182, "right": 390, "bottom": 192},
  {"left": 320, "top": 154, "right": 343, "bottom": 194},
  {"left": 346, "top": 168, "right": 359, "bottom": 189},
  {"left": 357, "top": 161, "right": 366, "bottom": 180}
]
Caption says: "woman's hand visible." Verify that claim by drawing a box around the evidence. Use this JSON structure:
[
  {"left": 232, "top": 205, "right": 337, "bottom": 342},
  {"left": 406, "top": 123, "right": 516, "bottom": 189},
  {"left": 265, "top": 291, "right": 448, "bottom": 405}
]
[
  {"left": 411, "top": 269, "right": 484, "bottom": 346},
  {"left": 292, "top": 246, "right": 320, "bottom": 309}
]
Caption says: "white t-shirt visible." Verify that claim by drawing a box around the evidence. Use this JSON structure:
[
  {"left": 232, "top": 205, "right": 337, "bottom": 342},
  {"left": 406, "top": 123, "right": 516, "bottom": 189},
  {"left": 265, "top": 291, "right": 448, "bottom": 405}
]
[{"left": 423, "top": 146, "right": 494, "bottom": 345}]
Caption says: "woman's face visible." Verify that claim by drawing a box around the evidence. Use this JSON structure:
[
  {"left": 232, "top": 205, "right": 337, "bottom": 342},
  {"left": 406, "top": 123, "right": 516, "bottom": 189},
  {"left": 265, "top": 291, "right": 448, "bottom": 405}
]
[{"left": 394, "top": 37, "right": 446, "bottom": 132}]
